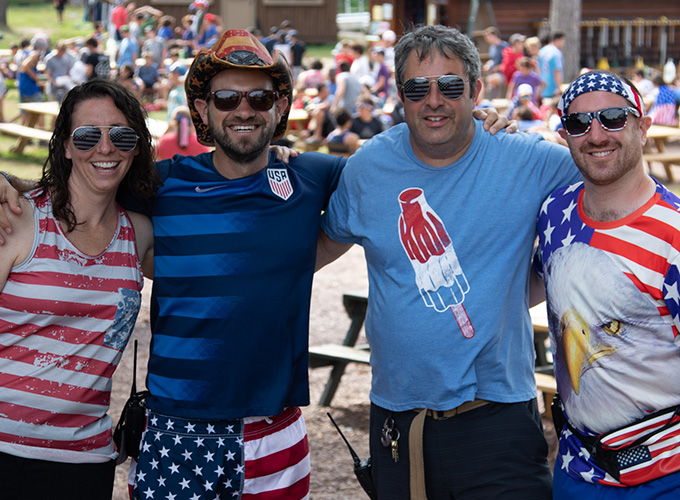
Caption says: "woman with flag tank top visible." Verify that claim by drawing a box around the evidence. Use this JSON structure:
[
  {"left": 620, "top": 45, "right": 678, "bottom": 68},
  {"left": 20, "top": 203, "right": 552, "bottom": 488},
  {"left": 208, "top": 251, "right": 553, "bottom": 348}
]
[{"left": 0, "top": 79, "right": 157, "bottom": 500}]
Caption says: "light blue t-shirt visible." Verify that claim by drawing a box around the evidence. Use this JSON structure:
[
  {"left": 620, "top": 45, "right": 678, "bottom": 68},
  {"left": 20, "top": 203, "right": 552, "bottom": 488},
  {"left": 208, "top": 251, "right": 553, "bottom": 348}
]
[
  {"left": 538, "top": 44, "right": 564, "bottom": 98},
  {"left": 117, "top": 37, "right": 139, "bottom": 68},
  {"left": 321, "top": 121, "right": 580, "bottom": 412}
]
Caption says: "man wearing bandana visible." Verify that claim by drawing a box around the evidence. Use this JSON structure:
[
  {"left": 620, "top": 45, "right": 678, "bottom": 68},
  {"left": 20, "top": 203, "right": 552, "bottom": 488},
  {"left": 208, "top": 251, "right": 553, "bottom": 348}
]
[{"left": 534, "top": 70, "right": 680, "bottom": 499}]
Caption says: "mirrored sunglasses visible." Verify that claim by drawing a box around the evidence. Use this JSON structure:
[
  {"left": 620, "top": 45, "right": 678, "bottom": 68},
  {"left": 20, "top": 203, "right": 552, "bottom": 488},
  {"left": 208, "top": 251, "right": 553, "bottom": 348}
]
[
  {"left": 400, "top": 75, "right": 466, "bottom": 102},
  {"left": 71, "top": 126, "right": 139, "bottom": 152},
  {"left": 209, "top": 89, "right": 279, "bottom": 112},
  {"left": 561, "top": 106, "right": 640, "bottom": 137}
]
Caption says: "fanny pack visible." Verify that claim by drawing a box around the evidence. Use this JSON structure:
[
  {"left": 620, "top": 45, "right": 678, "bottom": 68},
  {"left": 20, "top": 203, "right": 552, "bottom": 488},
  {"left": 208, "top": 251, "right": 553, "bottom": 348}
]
[{"left": 553, "top": 395, "right": 680, "bottom": 486}]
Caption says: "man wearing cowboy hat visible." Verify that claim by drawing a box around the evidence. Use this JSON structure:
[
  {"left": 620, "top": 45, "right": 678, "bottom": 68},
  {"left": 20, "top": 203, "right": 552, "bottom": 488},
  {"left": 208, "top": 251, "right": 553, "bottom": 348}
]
[{"left": 124, "top": 29, "right": 346, "bottom": 499}]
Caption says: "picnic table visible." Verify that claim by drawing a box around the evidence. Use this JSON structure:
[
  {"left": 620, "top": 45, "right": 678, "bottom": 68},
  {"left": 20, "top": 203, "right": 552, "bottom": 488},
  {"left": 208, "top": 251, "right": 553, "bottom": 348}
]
[
  {"left": 644, "top": 124, "right": 680, "bottom": 182},
  {"left": 0, "top": 101, "right": 60, "bottom": 153},
  {"left": 286, "top": 108, "right": 310, "bottom": 135},
  {"left": 18, "top": 101, "right": 60, "bottom": 123},
  {"left": 309, "top": 291, "right": 556, "bottom": 411}
]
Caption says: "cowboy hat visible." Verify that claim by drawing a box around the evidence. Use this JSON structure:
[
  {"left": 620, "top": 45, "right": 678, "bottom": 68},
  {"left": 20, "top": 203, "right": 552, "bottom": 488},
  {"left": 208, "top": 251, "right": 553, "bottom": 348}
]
[{"left": 185, "top": 29, "right": 293, "bottom": 145}]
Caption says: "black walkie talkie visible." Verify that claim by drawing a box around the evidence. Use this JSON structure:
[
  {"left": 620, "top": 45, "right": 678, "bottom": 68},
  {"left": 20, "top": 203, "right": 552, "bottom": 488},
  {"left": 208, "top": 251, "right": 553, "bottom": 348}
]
[{"left": 327, "top": 412, "right": 378, "bottom": 499}]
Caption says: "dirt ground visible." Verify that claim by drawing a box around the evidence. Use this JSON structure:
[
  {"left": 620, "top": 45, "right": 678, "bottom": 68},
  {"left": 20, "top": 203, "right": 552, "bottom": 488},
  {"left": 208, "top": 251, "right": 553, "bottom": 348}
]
[{"left": 111, "top": 245, "right": 558, "bottom": 499}]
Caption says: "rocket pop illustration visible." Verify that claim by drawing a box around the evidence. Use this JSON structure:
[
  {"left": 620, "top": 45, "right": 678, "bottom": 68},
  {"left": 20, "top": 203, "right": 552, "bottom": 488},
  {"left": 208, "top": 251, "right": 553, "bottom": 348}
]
[{"left": 398, "top": 188, "right": 475, "bottom": 338}]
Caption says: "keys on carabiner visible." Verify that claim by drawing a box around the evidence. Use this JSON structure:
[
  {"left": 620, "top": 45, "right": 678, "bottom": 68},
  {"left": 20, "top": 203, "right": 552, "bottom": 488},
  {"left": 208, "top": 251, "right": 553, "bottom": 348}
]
[
  {"left": 381, "top": 416, "right": 400, "bottom": 463},
  {"left": 390, "top": 435, "right": 400, "bottom": 462}
]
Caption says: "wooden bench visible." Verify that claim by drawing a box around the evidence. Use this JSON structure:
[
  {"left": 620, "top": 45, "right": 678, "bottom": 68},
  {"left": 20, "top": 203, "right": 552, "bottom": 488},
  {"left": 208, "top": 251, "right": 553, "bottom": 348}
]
[
  {"left": 644, "top": 151, "right": 680, "bottom": 183},
  {"left": 535, "top": 372, "right": 557, "bottom": 418},
  {"left": 309, "top": 291, "right": 368, "bottom": 406},
  {"left": 0, "top": 123, "right": 52, "bottom": 152},
  {"left": 309, "top": 291, "right": 558, "bottom": 412},
  {"left": 326, "top": 142, "right": 354, "bottom": 157},
  {"left": 309, "top": 344, "right": 370, "bottom": 366}
]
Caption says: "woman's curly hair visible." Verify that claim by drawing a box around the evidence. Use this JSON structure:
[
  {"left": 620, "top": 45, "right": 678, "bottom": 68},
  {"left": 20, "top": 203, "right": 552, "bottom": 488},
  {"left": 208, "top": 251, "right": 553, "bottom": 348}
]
[{"left": 37, "top": 79, "right": 159, "bottom": 231}]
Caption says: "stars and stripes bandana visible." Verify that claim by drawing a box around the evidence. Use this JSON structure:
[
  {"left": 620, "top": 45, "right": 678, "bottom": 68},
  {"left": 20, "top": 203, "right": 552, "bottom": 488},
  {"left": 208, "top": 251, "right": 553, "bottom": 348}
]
[
  {"left": 131, "top": 407, "right": 310, "bottom": 499},
  {"left": 558, "top": 71, "right": 644, "bottom": 117}
]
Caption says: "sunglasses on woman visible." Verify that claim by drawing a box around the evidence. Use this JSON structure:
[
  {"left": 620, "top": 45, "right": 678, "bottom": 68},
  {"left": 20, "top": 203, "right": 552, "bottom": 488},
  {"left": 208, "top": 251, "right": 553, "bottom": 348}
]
[
  {"left": 561, "top": 107, "right": 640, "bottom": 137},
  {"left": 400, "top": 75, "right": 466, "bottom": 102},
  {"left": 208, "top": 89, "right": 279, "bottom": 112},
  {"left": 71, "top": 126, "right": 139, "bottom": 152}
]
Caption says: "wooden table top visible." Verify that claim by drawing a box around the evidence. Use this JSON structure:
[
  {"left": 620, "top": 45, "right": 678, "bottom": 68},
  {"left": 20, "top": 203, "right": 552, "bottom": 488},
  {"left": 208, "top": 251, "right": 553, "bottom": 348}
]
[{"left": 17, "top": 101, "right": 60, "bottom": 117}]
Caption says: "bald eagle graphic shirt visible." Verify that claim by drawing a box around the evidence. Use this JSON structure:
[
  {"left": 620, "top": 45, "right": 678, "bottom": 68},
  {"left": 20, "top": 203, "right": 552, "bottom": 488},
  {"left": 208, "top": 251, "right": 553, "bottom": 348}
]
[{"left": 535, "top": 179, "right": 680, "bottom": 486}]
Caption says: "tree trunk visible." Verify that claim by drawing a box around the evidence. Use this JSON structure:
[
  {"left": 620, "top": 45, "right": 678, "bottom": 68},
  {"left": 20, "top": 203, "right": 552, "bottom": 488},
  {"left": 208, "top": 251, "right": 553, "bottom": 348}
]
[
  {"left": 0, "top": 0, "right": 8, "bottom": 33},
  {"left": 549, "top": 0, "right": 581, "bottom": 83}
]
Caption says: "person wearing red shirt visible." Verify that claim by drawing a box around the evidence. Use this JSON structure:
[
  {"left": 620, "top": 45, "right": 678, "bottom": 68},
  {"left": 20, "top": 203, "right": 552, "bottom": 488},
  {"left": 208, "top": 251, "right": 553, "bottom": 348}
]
[
  {"left": 156, "top": 106, "right": 211, "bottom": 160},
  {"left": 501, "top": 33, "right": 526, "bottom": 86}
]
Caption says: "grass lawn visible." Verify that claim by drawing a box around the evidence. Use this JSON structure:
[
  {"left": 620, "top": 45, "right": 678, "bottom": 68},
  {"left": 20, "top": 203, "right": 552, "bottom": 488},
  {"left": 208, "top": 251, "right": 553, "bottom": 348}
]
[{"left": 2, "top": 2, "right": 94, "bottom": 48}]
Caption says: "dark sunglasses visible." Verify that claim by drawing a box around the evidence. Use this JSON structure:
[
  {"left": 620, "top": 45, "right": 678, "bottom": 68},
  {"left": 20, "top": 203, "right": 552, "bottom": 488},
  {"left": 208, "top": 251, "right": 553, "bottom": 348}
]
[
  {"left": 400, "top": 75, "right": 466, "bottom": 102},
  {"left": 71, "top": 126, "right": 139, "bottom": 152},
  {"left": 209, "top": 89, "right": 279, "bottom": 112},
  {"left": 561, "top": 106, "right": 640, "bottom": 137}
]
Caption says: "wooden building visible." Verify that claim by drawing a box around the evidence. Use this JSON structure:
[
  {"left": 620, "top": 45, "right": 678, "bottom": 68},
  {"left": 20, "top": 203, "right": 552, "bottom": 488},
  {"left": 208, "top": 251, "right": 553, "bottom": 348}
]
[
  {"left": 146, "top": 0, "right": 338, "bottom": 44},
  {"left": 143, "top": 0, "right": 680, "bottom": 66},
  {"left": 368, "top": 0, "right": 680, "bottom": 69}
]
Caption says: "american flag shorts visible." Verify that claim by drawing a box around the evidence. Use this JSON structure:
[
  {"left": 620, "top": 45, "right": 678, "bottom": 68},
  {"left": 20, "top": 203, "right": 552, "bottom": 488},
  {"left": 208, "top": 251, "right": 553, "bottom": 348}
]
[{"left": 129, "top": 406, "right": 310, "bottom": 500}]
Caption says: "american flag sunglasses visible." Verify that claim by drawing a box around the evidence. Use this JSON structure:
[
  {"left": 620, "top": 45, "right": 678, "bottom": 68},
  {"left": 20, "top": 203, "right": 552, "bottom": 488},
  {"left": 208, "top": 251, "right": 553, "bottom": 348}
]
[
  {"left": 561, "top": 107, "right": 640, "bottom": 137},
  {"left": 71, "top": 126, "right": 139, "bottom": 152},
  {"left": 400, "top": 75, "right": 467, "bottom": 102}
]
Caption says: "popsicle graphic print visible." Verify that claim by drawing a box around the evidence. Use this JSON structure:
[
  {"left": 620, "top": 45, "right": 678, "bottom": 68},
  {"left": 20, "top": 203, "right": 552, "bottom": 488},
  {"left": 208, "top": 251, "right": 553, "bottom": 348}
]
[{"left": 398, "top": 187, "right": 475, "bottom": 338}]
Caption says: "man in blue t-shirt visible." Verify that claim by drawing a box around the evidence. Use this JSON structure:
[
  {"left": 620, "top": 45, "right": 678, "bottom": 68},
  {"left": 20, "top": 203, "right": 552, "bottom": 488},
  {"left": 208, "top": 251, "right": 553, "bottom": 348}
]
[
  {"left": 319, "top": 24, "right": 580, "bottom": 499},
  {"left": 538, "top": 31, "right": 566, "bottom": 100}
]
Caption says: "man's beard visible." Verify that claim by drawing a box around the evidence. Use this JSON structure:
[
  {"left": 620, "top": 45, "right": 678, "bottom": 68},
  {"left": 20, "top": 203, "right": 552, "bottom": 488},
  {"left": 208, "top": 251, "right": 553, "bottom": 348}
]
[{"left": 209, "top": 109, "right": 278, "bottom": 164}]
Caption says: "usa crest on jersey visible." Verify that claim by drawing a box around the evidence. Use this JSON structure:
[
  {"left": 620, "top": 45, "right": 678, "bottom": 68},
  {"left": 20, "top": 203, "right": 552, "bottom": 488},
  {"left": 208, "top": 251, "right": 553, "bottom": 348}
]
[{"left": 267, "top": 168, "right": 294, "bottom": 200}]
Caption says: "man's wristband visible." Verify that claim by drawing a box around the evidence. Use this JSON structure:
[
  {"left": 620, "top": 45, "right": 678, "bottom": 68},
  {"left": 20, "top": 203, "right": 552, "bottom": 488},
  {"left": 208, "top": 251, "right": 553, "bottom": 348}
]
[{"left": 0, "top": 171, "right": 12, "bottom": 187}]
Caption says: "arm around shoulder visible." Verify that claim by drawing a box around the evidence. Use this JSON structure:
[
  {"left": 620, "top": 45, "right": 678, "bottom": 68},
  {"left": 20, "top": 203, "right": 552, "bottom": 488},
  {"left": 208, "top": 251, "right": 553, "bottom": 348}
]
[
  {"left": 127, "top": 211, "right": 154, "bottom": 279},
  {"left": 316, "top": 230, "right": 353, "bottom": 271},
  {"left": 0, "top": 173, "right": 36, "bottom": 241}
]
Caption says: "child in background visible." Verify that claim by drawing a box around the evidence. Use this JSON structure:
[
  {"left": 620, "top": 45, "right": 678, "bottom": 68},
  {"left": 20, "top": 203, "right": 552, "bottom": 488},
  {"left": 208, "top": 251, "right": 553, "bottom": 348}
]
[
  {"left": 136, "top": 51, "right": 161, "bottom": 102},
  {"left": 326, "top": 108, "right": 360, "bottom": 154},
  {"left": 506, "top": 57, "right": 544, "bottom": 103},
  {"left": 506, "top": 83, "right": 541, "bottom": 119}
]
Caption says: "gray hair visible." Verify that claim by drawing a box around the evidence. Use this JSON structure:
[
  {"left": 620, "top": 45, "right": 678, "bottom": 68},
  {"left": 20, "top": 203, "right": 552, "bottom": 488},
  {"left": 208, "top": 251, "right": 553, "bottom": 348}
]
[{"left": 394, "top": 25, "right": 481, "bottom": 98}]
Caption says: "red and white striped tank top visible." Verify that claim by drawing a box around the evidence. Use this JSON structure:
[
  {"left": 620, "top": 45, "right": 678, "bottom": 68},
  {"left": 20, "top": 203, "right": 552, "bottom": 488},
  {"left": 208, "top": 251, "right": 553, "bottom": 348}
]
[{"left": 0, "top": 189, "right": 143, "bottom": 463}]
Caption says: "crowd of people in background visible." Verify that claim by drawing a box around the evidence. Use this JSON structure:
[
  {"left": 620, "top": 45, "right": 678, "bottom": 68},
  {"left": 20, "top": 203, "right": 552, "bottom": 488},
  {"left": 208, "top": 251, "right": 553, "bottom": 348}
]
[
  {"left": 0, "top": 0, "right": 224, "bottom": 156},
  {"left": 474, "top": 27, "right": 680, "bottom": 143},
  {"left": 0, "top": 9, "right": 680, "bottom": 158},
  {"left": 255, "top": 23, "right": 680, "bottom": 156}
]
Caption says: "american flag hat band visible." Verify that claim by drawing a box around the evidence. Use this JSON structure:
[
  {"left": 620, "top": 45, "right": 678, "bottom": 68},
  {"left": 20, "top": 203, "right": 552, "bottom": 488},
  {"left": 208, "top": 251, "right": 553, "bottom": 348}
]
[{"left": 558, "top": 71, "right": 644, "bottom": 117}]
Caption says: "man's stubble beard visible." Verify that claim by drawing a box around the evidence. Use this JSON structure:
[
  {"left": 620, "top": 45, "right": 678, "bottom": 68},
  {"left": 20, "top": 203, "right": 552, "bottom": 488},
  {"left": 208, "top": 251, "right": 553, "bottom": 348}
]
[{"left": 209, "top": 108, "right": 278, "bottom": 164}]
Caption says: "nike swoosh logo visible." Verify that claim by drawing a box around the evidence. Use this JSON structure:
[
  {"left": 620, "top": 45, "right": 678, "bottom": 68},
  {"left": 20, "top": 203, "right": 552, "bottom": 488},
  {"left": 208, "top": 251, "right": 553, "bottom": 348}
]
[{"left": 195, "top": 185, "right": 227, "bottom": 193}]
